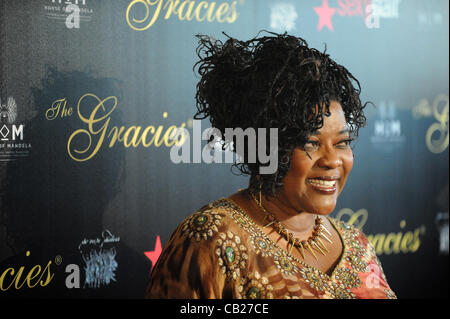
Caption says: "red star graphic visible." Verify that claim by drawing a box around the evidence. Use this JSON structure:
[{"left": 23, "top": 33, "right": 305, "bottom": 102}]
[
  {"left": 144, "top": 235, "right": 162, "bottom": 271},
  {"left": 314, "top": 0, "right": 336, "bottom": 31}
]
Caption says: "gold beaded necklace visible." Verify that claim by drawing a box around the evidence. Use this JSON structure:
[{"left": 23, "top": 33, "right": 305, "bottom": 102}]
[{"left": 250, "top": 191, "right": 333, "bottom": 260}]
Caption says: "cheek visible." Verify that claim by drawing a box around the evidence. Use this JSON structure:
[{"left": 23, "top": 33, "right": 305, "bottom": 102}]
[
  {"left": 282, "top": 157, "right": 313, "bottom": 190},
  {"left": 345, "top": 152, "right": 354, "bottom": 173},
  {"left": 341, "top": 151, "right": 354, "bottom": 186},
  {"left": 289, "top": 158, "right": 314, "bottom": 182}
]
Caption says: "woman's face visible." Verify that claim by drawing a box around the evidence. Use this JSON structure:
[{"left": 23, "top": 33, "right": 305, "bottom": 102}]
[{"left": 279, "top": 100, "right": 354, "bottom": 215}]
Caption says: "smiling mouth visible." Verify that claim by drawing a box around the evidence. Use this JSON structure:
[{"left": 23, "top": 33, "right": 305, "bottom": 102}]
[{"left": 306, "top": 177, "right": 339, "bottom": 194}]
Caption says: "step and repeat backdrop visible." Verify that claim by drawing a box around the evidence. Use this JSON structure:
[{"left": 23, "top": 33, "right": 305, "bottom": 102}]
[{"left": 0, "top": 0, "right": 448, "bottom": 298}]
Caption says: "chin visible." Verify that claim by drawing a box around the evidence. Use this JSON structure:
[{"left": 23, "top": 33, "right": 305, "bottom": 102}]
[
  {"left": 315, "top": 209, "right": 335, "bottom": 216},
  {"left": 305, "top": 201, "right": 337, "bottom": 215}
]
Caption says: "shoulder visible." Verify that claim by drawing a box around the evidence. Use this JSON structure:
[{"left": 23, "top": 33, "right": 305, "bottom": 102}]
[
  {"left": 174, "top": 198, "right": 251, "bottom": 279},
  {"left": 328, "top": 218, "right": 396, "bottom": 298},
  {"left": 147, "top": 198, "right": 251, "bottom": 298},
  {"left": 177, "top": 198, "right": 247, "bottom": 243},
  {"left": 329, "top": 217, "right": 387, "bottom": 271},
  {"left": 329, "top": 217, "right": 367, "bottom": 241},
  {"left": 328, "top": 217, "right": 376, "bottom": 256}
]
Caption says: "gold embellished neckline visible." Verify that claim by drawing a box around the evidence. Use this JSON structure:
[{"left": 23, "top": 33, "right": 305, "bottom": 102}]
[
  {"left": 221, "top": 197, "right": 348, "bottom": 280},
  {"left": 249, "top": 191, "right": 334, "bottom": 261}
]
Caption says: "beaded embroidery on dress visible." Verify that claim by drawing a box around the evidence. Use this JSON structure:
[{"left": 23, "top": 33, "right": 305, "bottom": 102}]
[{"left": 146, "top": 199, "right": 397, "bottom": 299}]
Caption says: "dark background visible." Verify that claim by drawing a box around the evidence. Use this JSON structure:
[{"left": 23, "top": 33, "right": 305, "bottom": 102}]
[{"left": 0, "top": 0, "right": 448, "bottom": 298}]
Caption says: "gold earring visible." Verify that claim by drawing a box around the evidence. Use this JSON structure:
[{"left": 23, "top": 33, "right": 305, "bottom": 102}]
[
  {"left": 258, "top": 177, "right": 263, "bottom": 207},
  {"left": 258, "top": 190, "right": 262, "bottom": 207}
]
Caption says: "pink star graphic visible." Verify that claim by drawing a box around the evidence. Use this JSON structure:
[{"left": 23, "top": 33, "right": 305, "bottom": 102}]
[
  {"left": 314, "top": 0, "right": 336, "bottom": 31},
  {"left": 144, "top": 235, "right": 162, "bottom": 271}
]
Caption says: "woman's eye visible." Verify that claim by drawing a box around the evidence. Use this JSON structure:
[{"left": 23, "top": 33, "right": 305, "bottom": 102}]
[
  {"left": 304, "top": 140, "right": 320, "bottom": 151},
  {"left": 336, "top": 138, "right": 354, "bottom": 149}
]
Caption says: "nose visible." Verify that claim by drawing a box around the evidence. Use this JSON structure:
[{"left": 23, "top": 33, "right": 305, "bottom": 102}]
[{"left": 316, "top": 146, "right": 343, "bottom": 169}]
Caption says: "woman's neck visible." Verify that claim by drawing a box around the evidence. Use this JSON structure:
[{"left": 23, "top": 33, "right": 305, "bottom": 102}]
[{"left": 253, "top": 191, "right": 317, "bottom": 237}]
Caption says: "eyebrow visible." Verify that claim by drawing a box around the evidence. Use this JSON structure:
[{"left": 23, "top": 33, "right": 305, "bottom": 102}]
[{"left": 311, "top": 128, "right": 351, "bottom": 136}]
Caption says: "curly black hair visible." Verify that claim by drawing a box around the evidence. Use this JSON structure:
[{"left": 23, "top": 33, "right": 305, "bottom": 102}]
[{"left": 193, "top": 31, "right": 368, "bottom": 196}]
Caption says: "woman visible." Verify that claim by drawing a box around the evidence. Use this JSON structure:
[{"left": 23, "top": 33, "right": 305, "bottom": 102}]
[{"left": 145, "top": 32, "right": 396, "bottom": 299}]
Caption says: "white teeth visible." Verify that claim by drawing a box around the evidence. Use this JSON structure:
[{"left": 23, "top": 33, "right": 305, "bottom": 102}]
[{"left": 308, "top": 179, "right": 336, "bottom": 188}]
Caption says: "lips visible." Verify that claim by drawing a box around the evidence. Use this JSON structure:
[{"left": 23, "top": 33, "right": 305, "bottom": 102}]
[{"left": 306, "top": 176, "right": 339, "bottom": 194}]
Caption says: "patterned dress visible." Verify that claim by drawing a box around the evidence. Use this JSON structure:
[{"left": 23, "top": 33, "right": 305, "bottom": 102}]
[{"left": 145, "top": 198, "right": 397, "bottom": 299}]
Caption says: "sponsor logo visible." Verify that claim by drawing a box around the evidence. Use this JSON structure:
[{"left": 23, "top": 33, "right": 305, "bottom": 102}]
[
  {"left": 418, "top": 11, "right": 443, "bottom": 27},
  {"left": 370, "top": 100, "right": 405, "bottom": 153},
  {"left": 0, "top": 97, "right": 32, "bottom": 161},
  {"left": 43, "top": 0, "right": 94, "bottom": 29},
  {"left": 314, "top": 0, "right": 401, "bottom": 31},
  {"left": 416, "top": 7, "right": 444, "bottom": 31},
  {"left": 77, "top": 230, "right": 120, "bottom": 289},
  {"left": 365, "top": 0, "right": 401, "bottom": 29}
]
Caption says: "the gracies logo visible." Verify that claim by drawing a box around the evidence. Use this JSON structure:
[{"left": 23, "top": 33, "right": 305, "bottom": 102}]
[
  {"left": 45, "top": 94, "right": 187, "bottom": 162},
  {"left": 413, "top": 94, "right": 449, "bottom": 154},
  {"left": 126, "top": 0, "right": 242, "bottom": 31},
  {"left": 335, "top": 208, "right": 426, "bottom": 255},
  {"left": 0, "top": 251, "right": 54, "bottom": 292}
]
